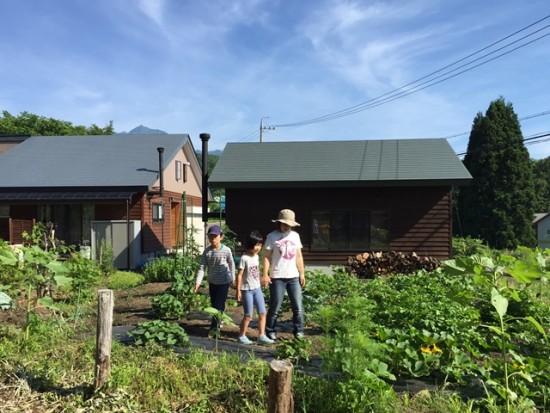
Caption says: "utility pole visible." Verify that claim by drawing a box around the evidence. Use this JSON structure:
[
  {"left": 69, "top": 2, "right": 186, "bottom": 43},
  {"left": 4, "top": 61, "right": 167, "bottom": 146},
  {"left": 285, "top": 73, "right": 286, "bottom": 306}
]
[{"left": 260, "top": 116, "right": 274, "bottom": 143}]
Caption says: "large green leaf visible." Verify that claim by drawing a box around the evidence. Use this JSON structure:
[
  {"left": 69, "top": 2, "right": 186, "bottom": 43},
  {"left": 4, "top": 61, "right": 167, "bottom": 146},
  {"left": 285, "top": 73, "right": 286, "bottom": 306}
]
[
  {"left": 46, "top": 260, "right": 69, "bottom": 274},
  {"left": 37, "top": 296, "right": 60, "bottom": 312},
  {"left": 0, "top": 252, "right": 18, "bottom": 266},
  {"left": 525, "top": 316, "right": 547, "bottom": 340},
  {"left": 507, "top": 261, "right": 544, "bottom": 284},
  {"left": 490, "top": 288, "right": 508, "bottom": 318},
  {"left": 54, "top": 275, "right": 73, "bottom": 288},
  {"left": 441, "top": 259, "right": 466, "bottom": 275}
]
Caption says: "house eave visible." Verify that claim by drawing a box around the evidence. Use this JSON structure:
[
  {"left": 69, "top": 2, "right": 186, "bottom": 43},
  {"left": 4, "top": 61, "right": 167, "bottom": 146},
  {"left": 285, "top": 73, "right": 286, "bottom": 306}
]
[
  {"left": 209, "top": 179, "right": 472, "bottom": 189},
  {"left": 0, "top": 186, "right": 148, "bottom": 202}
]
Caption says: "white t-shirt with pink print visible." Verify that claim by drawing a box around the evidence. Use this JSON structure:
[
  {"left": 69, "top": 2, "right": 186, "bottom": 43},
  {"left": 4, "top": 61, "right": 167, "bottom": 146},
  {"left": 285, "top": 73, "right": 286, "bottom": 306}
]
[{"left": 264, "top": 229, "right": 302, "bottom": 279}]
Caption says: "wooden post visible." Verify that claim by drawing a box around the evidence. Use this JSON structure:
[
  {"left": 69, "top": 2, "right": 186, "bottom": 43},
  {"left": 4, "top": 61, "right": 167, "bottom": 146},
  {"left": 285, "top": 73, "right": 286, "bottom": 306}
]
[
  {"left": 94, "top": 289, "right": 113, "bottom": 391},
  {"left": 268, "top": 359, "right": 294, "bottom": 413}
]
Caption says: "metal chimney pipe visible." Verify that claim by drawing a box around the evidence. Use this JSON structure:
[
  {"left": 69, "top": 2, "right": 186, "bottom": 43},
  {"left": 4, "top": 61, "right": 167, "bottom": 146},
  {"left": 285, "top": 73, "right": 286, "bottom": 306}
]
[
  {"left": 200, "top": 133, "right": 210, "bottom": 222},
  {"left": 157, "top": 147, "right": 164, "bottom": 198}
]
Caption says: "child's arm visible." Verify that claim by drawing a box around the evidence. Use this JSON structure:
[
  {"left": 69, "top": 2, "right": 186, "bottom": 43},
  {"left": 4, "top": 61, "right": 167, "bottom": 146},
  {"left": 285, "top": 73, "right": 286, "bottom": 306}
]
[
  {"left": 194, "top": 251, "right": 208, "bottom": 292},
  {"left": 235, "top": 268, "right": 244, "bottom": 301},
  {"left": 261, "top": 249, "right": 272, "bottom": 288},
  {"left": 228, "top": 249, "right": 236, "bottom": 284}
]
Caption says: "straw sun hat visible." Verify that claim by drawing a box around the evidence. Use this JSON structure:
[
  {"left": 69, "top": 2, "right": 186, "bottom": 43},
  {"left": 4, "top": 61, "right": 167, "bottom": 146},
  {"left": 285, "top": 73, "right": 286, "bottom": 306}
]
[{"left": 272, "top": 209, "right": 300, "bottom": 227}]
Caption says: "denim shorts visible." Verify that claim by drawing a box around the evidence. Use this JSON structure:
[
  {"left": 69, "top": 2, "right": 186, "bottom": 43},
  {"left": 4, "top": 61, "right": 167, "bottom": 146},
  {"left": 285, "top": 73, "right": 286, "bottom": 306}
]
[{"left": 241, "top": 287, "right": 267, "bottom": 317}]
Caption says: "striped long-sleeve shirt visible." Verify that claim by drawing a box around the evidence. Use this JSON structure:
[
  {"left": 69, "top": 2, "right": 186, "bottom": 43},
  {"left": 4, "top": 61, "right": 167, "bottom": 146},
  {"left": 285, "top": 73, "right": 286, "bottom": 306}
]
[{"left": 195, "top": 244, "right": 235, "bottom": 285}]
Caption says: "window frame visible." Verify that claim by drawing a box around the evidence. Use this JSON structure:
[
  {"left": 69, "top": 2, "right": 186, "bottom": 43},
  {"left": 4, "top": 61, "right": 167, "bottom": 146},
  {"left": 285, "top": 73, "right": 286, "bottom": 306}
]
[
  {"left": 311, "top": 209, "right": 389, "bottom": 251},
  {"left": 152, "top": 202, "right": 164, "bottom": 223}
]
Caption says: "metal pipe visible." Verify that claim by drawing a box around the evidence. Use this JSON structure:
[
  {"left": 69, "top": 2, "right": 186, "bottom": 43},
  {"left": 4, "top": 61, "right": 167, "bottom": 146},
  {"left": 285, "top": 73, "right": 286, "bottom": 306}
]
[
  {"left": 157, "top": 147, "right": 165, "bottom": 251},
  {"left": 157, "top": 147, "right": 164, "bottom": 198},
  {"left": 126, "top": 198, "right": 130, "bottom": 269},
  {"left": 200, "top": 133, "right": 210, "bottom": 223}
]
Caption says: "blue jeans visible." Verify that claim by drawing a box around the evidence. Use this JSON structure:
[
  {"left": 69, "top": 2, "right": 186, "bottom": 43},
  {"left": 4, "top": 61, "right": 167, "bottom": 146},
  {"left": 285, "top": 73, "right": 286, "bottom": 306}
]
[
  {"left": 208, "top": 283, "right": 230, "bottom": 330},
  {"left": 266, "top": 277, "right": 304, "bottom": 336},
  {"left": 241, "top": 287, "right": 267, "bottom": 317}
]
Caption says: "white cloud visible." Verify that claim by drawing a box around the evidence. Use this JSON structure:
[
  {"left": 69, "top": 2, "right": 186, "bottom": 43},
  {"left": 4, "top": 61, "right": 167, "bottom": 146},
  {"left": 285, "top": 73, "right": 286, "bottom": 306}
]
[{"left": 137, "top": 0, "right": 166, "bottom": 27}]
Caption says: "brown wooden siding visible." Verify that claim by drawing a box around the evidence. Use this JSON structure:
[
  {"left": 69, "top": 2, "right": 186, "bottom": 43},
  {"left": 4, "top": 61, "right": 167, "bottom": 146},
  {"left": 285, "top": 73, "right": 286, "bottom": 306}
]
[
  {"left": 171, "top": 193, "right": 201, "bottom": 248},
  {"left": 9, "top": 218, "right": 35, "bottom": 244},
  {"left": 141, "top": 190, "right": 188, "bottom": 253},
  {"left": 225, "top": 186, "right": 453, "bottom": 265},
  {"left": 3, "top": 191, "right": 201, "bottom": 254}
]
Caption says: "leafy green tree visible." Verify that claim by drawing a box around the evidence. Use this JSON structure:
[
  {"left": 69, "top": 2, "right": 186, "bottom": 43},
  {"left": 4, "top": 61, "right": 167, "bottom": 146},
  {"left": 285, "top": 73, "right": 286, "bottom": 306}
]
[
  {"left": 532, "top": 157, "right": 550, "bottom": 212},
  {"left": 0, "top": 110, "right": 114, "bottom": 135},
  {"left": 456, "top": 97, "right": 537, "bottom": 249}
]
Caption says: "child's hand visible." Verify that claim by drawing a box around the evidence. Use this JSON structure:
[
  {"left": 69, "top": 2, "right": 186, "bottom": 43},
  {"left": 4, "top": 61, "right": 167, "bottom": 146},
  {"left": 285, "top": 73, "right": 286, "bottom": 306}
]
[
  {"left": 230, "top": 281, "right": 236, "bottom": 289},
  {"left": 193, "top": 283, "right": 200, "bottom": 293},
  {"left": 261, "top": 275, "right": 271, "bottom": 288},
  {"left": 236, "top": 291, "right": 241, "bottom": 302}
]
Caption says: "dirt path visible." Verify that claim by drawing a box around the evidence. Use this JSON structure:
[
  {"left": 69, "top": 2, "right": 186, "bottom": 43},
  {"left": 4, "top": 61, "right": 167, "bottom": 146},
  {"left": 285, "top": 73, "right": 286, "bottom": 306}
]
[{"left": 112, "top": 282, "right": 306, "bottom": 342}]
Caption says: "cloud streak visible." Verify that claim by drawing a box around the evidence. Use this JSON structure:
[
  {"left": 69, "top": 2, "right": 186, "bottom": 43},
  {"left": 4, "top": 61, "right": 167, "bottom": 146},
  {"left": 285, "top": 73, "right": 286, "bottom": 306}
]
[{"left": 0, "top": 0, "right": 548, "bottom": 158}]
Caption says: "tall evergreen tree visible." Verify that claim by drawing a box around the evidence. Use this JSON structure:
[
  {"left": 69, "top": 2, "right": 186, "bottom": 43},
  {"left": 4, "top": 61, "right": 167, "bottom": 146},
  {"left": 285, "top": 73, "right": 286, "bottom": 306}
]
[
  {"left": 456, "top": 97, "right": 537, "bottom": 249},
  {"left": 533, "top": 157, "right": 550, "bottom": 212}
]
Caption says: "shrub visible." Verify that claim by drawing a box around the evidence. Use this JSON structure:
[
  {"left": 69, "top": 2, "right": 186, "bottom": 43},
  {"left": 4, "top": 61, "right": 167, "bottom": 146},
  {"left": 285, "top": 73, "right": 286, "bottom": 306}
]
[
  {"left": 105, "top": 271, "right": 145, "bottom": 290},
  {"left": 452, "top": 236, "right": 492, "bottom": 257}
]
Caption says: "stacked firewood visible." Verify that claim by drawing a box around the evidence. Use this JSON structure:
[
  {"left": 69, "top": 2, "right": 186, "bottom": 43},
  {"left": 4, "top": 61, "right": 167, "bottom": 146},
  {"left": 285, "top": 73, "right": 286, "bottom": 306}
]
[{"left": 345, "top": 251, "right": 440, "bottom": 279}]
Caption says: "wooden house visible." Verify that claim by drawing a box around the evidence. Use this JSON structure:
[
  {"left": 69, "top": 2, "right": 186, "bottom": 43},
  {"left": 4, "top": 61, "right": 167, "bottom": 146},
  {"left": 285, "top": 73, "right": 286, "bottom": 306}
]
[
  {"left": 0, "top": 134, "right": 205, "bottom": 268},
  {"left": 209, "top": 139, "right": 472, "bottom": 266}
]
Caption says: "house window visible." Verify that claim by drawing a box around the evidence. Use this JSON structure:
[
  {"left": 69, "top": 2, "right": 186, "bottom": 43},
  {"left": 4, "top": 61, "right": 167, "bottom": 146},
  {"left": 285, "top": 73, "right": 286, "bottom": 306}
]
[
  {"left": 152, "top": 202, "right": 164, "bottom": 222},
  {"left": 175, "top": 161, "right": 182, "bottom": 181},
  {"left": 311, "top": 210, "right": 389, "bottom": 251},
  {"left": 0, "top": 205, "right": 8, "bottom": 217}
]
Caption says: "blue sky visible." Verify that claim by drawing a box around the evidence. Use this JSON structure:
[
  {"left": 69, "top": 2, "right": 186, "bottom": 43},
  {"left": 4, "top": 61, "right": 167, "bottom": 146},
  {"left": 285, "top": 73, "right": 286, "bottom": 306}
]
[{"left": 1, "top": 0, "right": 549, "bottom": 159}]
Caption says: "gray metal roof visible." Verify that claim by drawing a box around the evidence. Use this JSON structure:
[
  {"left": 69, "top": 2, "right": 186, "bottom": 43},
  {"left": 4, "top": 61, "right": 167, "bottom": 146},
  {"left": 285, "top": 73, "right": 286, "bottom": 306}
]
[
  {"left": 209, "top": 139, "right": 472, "bottom": 188},
  {"left": 534, "top": 212, "right": 550, "bottom": 224},
  {"left": 0, "top": 134, "right": 190, "bottom": 189}
]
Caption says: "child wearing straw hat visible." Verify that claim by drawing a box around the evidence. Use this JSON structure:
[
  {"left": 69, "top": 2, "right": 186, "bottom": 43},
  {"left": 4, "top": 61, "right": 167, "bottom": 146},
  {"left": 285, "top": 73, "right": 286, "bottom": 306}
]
[{"left": 261, "top": 209, "right": 306, "bottom": 340}]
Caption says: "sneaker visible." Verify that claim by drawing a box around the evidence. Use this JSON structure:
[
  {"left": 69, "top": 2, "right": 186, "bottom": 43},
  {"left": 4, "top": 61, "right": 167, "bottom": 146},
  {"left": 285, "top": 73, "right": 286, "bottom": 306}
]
[
  {"left": 238, "top": 335, "right": 253, "bottom": 345},
  {"left": 266, "top": 332, "right": 277, "bottom": 341},
  {"left": 295, "top": 332, "right": 305, "bottom": 340},
  {"left": 257, "top": 335, "right": 275, "bottom": 345}
]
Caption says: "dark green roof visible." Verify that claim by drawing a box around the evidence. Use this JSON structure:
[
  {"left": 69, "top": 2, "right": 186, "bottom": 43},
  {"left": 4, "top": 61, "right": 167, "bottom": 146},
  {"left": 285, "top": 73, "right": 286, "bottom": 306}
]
[{"left": 209, "top": 139, "right": 471, "bottom": 188}]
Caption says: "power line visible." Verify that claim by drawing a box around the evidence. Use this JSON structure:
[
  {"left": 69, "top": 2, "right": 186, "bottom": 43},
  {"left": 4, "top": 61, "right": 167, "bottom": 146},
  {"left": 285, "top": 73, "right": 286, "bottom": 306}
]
[
  {"left": 456, "top": 131, "right": 550, "bottom": 156},
  {"left": 272, "top": 15, "right": 550, "bottom": 128},
  {"left": 441, "top": 109, "right": 550, "bottom": 140}
]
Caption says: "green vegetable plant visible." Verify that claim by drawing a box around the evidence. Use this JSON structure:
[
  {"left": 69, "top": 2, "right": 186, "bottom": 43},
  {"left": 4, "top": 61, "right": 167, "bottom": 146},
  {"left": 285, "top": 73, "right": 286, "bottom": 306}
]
[
  {"left": 442, "top": 251, "right": 548, "bottom": 412},
  {"left": 63, "top": 252, "right": 102, "bottom": 329},
  {"left": 276, "top": 337, "right": 312, "bottom": 364},
  {"left": 152, "top": 276, "right": 209, "bottom": 319},
  {"left": 129, "top": 320, "right": 190, "bottom": 347},
  {"left": 6, "top": 243, "right": 71, "bottom": 339},
  {"left": 203, "top": 307, "right": 236, "bottom": 352}
]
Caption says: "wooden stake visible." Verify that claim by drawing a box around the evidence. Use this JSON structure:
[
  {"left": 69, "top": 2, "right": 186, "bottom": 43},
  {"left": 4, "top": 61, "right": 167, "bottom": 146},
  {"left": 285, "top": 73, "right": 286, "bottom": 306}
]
[
  {"left": 268, "top": 359, "right": 294, "bottom": 413},
  {"left": 94, "top": 289, "right": 113, "bottom": 391}
]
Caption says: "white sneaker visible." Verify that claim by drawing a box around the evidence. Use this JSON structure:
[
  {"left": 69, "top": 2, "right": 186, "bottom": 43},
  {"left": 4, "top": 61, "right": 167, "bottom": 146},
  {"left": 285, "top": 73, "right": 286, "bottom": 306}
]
[
  {"left": 257, "top": 335, "right": 275, "bottom": 345},
  {"left": 238, "top": 336, "right": 252, "bottom": 345}
]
